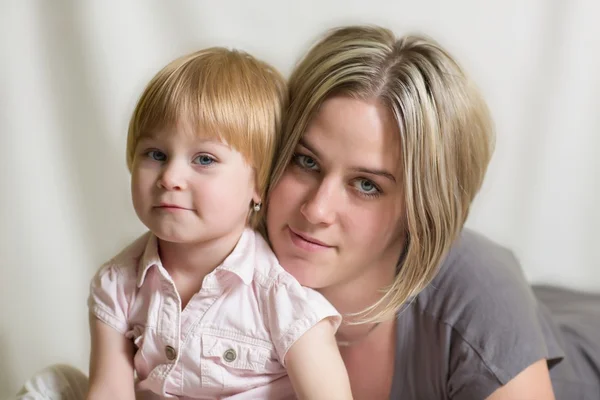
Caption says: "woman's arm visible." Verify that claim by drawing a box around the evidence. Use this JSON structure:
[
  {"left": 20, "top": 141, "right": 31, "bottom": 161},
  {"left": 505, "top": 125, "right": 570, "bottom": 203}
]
[
  {"left": 285, "top": 319, "right": 353, "bottom": 400},
  {"left": 86, "top": 314, "right": 136, "bottom": 400},
  {"left": 485, "top": 359, "right": 555, "bottom": 400}
]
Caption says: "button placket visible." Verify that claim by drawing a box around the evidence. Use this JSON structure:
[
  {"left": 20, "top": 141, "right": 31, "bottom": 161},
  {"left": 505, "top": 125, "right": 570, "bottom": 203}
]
[
  {"left": 165, "top": 345, "right": 177, "bottom": 361},
  {"left": 160, "top": 280, "right": 181, "bottom": 365}
]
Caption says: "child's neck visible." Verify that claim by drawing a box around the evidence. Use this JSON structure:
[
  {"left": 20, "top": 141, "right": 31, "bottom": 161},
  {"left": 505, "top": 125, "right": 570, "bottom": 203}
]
[{"left": 157, "top": 225, "right": 246, "bottom": 280}]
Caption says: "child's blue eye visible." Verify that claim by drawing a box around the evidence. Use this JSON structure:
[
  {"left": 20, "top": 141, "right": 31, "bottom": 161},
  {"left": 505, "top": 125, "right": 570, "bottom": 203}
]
[
  {"left": 147, "top": 150, "right": 167, "bottom": 161},
  {"left": 193, "top": 155, "right": 215, "bottom": 166}
]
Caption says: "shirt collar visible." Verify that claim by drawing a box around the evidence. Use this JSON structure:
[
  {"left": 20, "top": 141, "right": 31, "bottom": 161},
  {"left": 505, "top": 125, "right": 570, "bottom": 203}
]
[
  {"left": 219, "top": 228, "right": 256, "bottom": 285},
  {"left": 136, "top": 233, "right": 161, "bottom": 288},
  {"left": 135, "top": 229, "right": 256, "bottom": 288}
]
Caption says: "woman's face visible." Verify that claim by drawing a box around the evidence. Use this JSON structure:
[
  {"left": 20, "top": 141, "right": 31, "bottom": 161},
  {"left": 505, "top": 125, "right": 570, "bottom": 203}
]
[{"left": 267, "top": 96, "right": 407, "bottom": 294}]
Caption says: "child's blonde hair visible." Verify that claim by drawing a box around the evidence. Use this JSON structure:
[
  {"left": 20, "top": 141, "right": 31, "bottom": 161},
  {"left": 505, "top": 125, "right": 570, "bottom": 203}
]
[
  {"left": 267, "top": 26, "right": 495, "bottom": 323},
  {"left": 127, "top": 47, "right": 287, "bottom": 227}
]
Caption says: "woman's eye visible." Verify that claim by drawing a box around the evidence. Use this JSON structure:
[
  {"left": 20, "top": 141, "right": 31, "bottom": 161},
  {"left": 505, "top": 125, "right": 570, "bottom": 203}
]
[
  {"left": 147, "top": 150, "right": 166, "bottom": 161},
  {"left": 193, "top": 155, "right": 215, "bottom": 166},
  {"left": 352, "top": 178, "right": 381, "bottom": 197},
  {"left": 293, "top": 154, "right": 319, "bottom": 170}
]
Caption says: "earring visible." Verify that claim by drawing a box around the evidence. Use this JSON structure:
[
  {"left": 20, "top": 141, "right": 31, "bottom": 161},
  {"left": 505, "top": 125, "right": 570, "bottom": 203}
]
[{"left": 252, "top": 201, "right": 262, "bottom": 212}]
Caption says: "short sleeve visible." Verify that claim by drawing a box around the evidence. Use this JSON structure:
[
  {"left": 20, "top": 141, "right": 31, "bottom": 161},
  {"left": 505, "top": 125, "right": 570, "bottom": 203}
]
[
  {"left": 447, "top": 330, "right": 516, "bottom": 400},
  {"left": 264, "top": 274, "right": 341, "bottom": 365},
  {"left": 87, "top": 263, "right": 136, "bottom": 334}
]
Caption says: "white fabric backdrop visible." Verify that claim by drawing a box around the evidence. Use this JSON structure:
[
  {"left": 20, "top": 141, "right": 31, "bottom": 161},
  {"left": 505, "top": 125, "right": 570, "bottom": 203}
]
[{"left": 1, "top": 0, "right": 599, "bottom": 396}]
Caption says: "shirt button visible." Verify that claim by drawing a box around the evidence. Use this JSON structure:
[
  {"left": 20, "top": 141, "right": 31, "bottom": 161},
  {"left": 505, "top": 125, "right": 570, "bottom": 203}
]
[
  {"left": 165, "top": 345, "right": 177, "bottom": 361},
  {"left": 223, "top": 349, "right": 237, "bottom": 363}
]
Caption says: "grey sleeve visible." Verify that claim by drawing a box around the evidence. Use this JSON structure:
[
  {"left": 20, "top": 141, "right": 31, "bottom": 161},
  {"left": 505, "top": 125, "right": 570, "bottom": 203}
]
[
  {"left": 447, "top": 334, "right": 503, "bottom": 400},
  {"left": 446, "top": 325, "right": 561, "bottom": 400}
]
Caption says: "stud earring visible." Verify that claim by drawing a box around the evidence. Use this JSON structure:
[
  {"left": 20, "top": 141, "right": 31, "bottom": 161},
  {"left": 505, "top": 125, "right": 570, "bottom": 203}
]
[{"left": 252, "top": 201, "right": 261, "bottom": 212}]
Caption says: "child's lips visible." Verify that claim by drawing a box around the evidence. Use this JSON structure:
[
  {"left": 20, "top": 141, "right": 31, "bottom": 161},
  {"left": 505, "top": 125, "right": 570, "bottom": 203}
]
[{"left": 156, "top": 203, "right": 193, "bottom": 211}]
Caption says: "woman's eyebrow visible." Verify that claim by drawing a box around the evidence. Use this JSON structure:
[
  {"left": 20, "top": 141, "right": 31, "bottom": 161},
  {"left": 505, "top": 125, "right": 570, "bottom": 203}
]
[
  {"left": 350, "top": 167, "right": 397, "bottom": 183},
  {"left": 298, "top": 137, "right": 321, "bottom": 157},
  {"left": 300, "top": 138, "right": 396, "bottom": 182}
]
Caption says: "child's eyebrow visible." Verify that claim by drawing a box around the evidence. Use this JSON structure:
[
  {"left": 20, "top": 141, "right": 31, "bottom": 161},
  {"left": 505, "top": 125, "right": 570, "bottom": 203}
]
[
  {"left": 136, "top": 134, "right": 231, "bottom": 149},
  {"left": 137, "top": 132, "right": 161, "bottom": 141},
  {"left": 198, "top": 138, "right": 230, "bottom": 148}
]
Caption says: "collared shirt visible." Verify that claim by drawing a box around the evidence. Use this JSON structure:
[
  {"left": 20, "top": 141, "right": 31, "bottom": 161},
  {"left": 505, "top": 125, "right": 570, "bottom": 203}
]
[{"left": 88, "top": 228, "right": 340, "bottom": 399}]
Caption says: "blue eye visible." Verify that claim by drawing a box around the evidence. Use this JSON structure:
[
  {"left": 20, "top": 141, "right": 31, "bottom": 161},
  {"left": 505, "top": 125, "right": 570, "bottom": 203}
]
[
  {"left": 147, "top": 150, "right": 166, "bottom": 161},
  {"left": 193, "top": 154, "right": 215, "bottom": 166},
  {"left": 352, "top": 178, "right": 381, "bottom": 198},
  {"left": 293, "top": 154, "right": 319, "bottom": 171}
]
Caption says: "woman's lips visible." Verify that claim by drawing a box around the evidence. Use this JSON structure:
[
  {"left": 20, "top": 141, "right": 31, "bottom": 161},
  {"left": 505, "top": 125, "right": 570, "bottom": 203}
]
[{"left": 288, "top": 226, "right": 332, "bottom": 252}]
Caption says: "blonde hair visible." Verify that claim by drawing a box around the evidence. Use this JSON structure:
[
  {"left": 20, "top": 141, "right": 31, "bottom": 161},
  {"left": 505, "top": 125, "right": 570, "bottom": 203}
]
[
  {"left": 127, "top": 47, "right": 287, "bottom": 227},
  {"left": 267, "top": 26, "right": 495, "bottom": 322}
]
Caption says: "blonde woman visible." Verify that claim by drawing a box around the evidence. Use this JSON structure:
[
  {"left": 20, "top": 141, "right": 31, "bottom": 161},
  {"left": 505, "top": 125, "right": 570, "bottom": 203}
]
[{"left": 265, "top": 25, "right": 600, "bottom": 399}]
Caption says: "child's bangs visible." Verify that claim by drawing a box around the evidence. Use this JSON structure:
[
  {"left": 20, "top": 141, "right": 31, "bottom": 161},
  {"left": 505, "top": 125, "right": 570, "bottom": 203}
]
[{"left": 136, "top": 57, "right": 258, "bottom": 160}]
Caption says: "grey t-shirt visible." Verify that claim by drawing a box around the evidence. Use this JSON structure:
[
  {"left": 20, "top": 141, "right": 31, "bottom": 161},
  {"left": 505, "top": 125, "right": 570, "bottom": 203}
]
[{"left": 389, "top": 229, "right": 600, "bottom": 399}]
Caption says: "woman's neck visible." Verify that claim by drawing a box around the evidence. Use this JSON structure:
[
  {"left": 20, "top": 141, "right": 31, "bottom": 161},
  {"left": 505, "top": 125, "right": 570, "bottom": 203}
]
[
  {"left": 319, "top": 259, "right": 397, "bottom": 339},
  {"left": 340, "top": 317, "right": 397, "bottom": 400}
]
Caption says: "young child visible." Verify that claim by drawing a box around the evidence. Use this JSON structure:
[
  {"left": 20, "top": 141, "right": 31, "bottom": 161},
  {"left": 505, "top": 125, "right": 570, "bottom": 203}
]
[{"left": 87, "top": 48, "right": 352, "bottom": 399}]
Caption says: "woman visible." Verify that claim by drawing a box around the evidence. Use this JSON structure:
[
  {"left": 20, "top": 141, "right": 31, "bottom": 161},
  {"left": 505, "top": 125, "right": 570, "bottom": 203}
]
[{"left": 264, "top": 25, "right": 600, "bottom": 399}]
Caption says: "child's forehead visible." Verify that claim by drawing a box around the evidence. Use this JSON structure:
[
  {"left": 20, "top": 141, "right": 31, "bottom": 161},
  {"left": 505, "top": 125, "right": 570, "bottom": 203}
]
[{"left": 139, "top": 123, "right": 230, "bottom": 146}]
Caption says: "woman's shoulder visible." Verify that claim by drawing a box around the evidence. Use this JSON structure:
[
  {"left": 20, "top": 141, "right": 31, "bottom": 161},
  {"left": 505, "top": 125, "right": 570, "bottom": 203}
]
[
  {"left": 415, "top": 228, "right": 547, "bottom": 332},
  {"left": 420, "top": 228, "right": 532, "bottom": 312},
  {"left": 407, "top": 228, "right": 564, "bottom": 386}
]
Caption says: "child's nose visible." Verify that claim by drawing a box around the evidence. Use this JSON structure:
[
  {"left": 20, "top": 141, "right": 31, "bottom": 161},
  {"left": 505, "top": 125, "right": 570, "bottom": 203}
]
[{"left": 157, "top": 161, "right": 188, "bottom": 190}]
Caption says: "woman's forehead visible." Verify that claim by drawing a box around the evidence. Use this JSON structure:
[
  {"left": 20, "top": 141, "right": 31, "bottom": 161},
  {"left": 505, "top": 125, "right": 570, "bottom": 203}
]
[{"left": 302, "top": 96, "right": 402, "bottom": 174}]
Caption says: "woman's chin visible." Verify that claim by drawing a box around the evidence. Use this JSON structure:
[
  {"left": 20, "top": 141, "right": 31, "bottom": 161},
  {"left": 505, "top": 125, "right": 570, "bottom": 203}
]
[{"left": 281, "top": 261, "right": 330, "bottom": 289}]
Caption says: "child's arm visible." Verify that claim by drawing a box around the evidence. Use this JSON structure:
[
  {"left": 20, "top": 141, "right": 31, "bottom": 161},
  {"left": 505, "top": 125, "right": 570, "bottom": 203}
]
[
  {"left": 285, "top": 319, "right": 353, "bottom": 400},
  {"left": 86, "top": 314, "right": 136, "bottom": 400}
]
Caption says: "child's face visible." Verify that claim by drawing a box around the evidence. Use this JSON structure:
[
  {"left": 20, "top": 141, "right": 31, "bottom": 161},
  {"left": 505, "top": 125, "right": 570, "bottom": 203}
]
[{"left": 130, "top": 128, "right": 259, "bottom": 245}]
